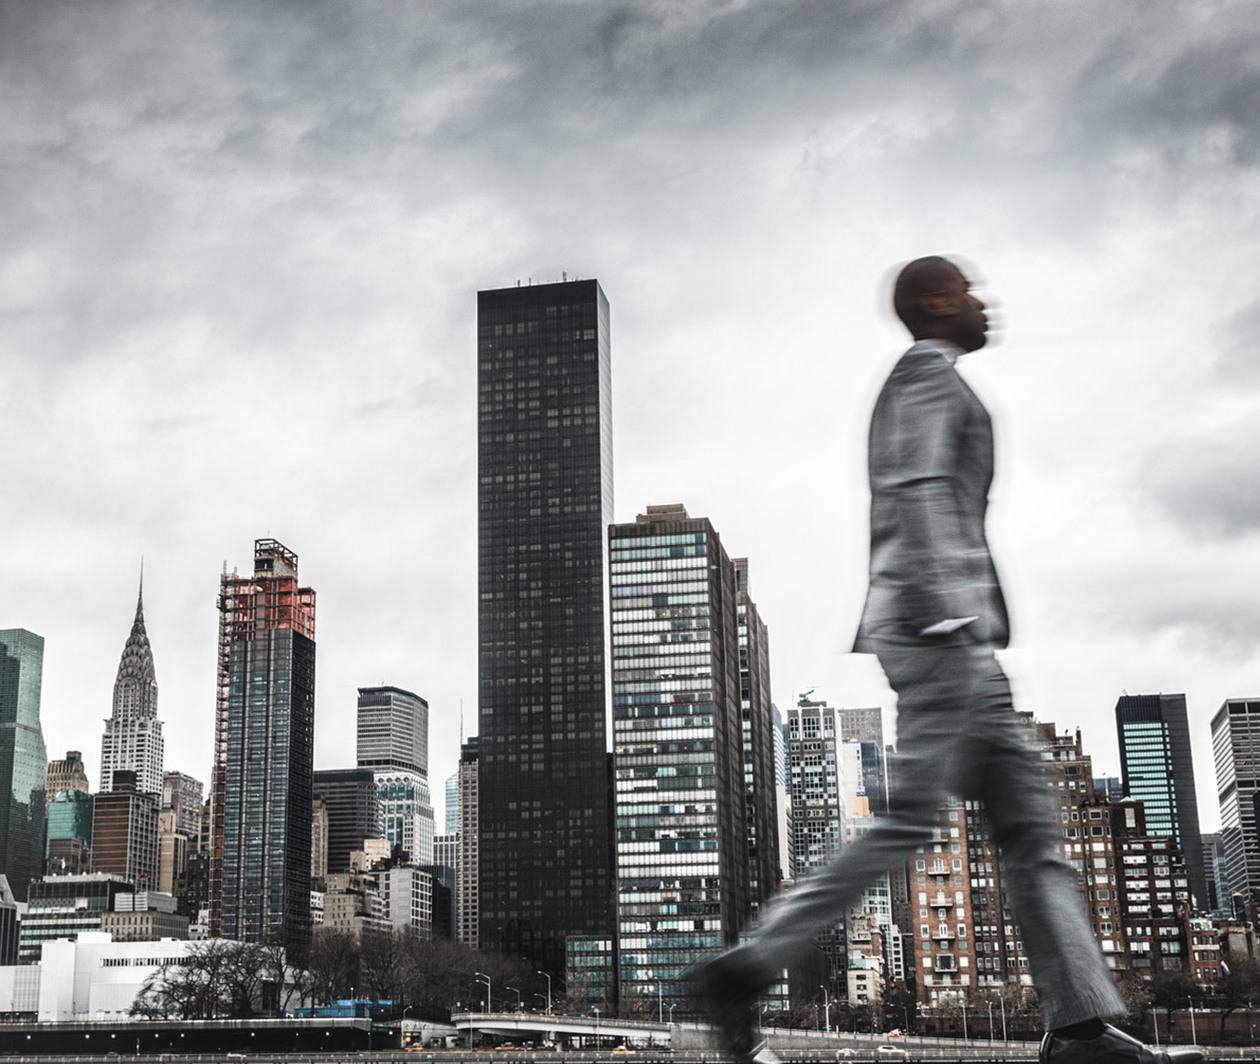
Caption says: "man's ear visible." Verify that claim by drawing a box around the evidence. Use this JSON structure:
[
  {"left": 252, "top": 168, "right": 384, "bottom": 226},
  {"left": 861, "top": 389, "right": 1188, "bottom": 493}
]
[{"left": 920, "top": 291, "right": 955, "bottom": 319}]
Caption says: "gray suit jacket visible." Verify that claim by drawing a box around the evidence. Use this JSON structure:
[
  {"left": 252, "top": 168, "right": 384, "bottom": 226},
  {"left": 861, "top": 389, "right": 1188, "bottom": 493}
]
[{"left": 853, "top": 340, "right": 1010, "bottom": 652}]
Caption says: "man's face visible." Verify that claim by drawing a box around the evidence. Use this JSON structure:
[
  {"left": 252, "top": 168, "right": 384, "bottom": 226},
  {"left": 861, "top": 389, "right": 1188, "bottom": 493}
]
[
  {"left": 947, "top": 269, "right": 988, "bottom": 352},
  {"left": 947, "top": 272, "right": 987, "bottom": 355}
]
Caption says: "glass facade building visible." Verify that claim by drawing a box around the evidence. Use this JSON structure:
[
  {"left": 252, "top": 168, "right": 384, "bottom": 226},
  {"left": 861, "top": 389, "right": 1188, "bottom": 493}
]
[
  {"left": 477, "top": 280, "right": 615, "bottom": 984},
  {"left": 1115, "top": 693, "right": 1206, "bottom": 908},
  {"left": 211, "top": 539, "right": 316, "bottom": 964},
  {"left": 373, "top": 769, "right": 434, "bottom": 866},
  {"left": 610, "top": 506, "right": 750, "bottom": 1011},
  {"left": 0, "top": 629, "right": 47, "bottom": 903},
  {"left": 46, "top": 789, "right": 94, "bottom": 854}
]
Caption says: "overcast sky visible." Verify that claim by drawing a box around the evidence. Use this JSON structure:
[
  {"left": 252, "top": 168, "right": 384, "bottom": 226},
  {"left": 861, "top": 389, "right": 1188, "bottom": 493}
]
[{"left": 4, "top": 1, "right": 1259, "bottom": 833}]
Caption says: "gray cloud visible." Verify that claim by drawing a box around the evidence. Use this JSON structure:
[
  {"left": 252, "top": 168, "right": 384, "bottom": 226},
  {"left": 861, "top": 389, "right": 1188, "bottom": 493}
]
[
  {"left": 1216, "top": 298, "right": 1260, "bottom": 384},
  {"left": 4, "top": 0, "right": 1260, "bottom": 806},
  {"left": 1143, "top": 424, "right": 1260, "bottom": 540}
]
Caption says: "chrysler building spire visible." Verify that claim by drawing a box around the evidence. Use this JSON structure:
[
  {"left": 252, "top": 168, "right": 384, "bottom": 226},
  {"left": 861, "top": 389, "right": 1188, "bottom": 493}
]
[{"left": 100, "top": 565, "right": 164, "bottom": 795}]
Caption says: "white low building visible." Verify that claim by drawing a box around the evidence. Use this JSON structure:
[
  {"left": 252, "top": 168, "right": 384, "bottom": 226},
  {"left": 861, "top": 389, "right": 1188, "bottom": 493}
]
[{"left": 0, "top": 932, "right": 196, "bottom": 1021}]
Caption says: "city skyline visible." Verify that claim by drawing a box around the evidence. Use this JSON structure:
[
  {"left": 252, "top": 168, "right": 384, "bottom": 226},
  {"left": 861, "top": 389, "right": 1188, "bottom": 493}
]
[{"left": 4, "top": 3, "right": 1260, "bottom": 834}]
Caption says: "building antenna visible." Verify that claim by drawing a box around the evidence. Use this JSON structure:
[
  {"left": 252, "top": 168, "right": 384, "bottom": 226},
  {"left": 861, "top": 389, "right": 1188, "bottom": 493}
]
[{"left": 459, "top": 698, "right": 464, "bottom": 745}]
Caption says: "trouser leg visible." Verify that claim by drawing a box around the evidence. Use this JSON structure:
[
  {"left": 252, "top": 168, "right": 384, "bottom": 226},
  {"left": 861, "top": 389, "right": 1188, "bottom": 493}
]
[
  {"left": 723, "top": 642, "right": 975, "bottom": 984},
  {"left": 968, "top": 652, "right": 1124, "bottom": 1027}
]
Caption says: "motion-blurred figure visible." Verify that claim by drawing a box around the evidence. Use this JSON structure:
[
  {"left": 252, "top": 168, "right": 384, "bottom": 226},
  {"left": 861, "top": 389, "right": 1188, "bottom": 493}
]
[{"left": 693, "top": 257, "right": 1202, "bottom": 1064}]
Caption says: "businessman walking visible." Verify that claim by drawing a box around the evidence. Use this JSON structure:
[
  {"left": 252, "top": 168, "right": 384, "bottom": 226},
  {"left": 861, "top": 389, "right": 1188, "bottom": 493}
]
[{"left": 694, "top": 256, "right": 1203, "bottom": 1064}]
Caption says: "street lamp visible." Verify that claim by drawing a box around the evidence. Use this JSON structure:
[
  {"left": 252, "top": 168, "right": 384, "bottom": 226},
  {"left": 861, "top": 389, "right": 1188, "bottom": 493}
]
[
  {"left": 475, "top": 972, "right": 492, "bottom": 1013},
  {"left": 819, "top": 985, "right": 831, "bottom": 1035},
  {"left": 987, "top": 1002, "right": 994, "bottom": 1047},
  {"left": 1188, "top": 996, "right": 1197, "bottom": 1046},
  {"left": 656, "top": 984, "right": 663, "bottom": 1024},
  {"left": 537, "top": 970, "right": 552, "bottom": 1014},
  {"left": 961, "top": 1000, "right": 969, "bottom": 1044},
  {"left": 594, "top": 1006, "right": 601, "bottom": 1050},
  {"left": 668, "top": 1003, "right": 678, "bottom": 1024},
  {"left": 507, "top": 986, "right": 522, "bottom": 1012}
]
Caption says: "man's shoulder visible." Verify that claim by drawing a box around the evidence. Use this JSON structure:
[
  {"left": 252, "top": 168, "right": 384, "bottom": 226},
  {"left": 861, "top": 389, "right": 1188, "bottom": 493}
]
[{"left": 879, "top": 345, "right": 961, "bottom": 395}]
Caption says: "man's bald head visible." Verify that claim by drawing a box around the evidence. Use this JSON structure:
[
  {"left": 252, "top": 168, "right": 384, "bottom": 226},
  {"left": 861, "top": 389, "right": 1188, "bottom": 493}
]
[{"left": 891, "top": 255, "right": 989, "bottom": 352}]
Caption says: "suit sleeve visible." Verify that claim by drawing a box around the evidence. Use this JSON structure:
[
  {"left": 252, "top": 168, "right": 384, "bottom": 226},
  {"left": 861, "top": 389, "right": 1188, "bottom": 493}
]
[{"left": 875, "top": 358, "right": 985, "bottom": 630}]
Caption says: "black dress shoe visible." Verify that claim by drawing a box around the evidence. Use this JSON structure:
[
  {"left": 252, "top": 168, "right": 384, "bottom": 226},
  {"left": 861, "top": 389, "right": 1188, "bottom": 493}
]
[
  {"left": 689, "top": 955, "right": 780, "bottom": 1064},
  {"left": 1040, "top": 1024, "right": 1206, "bottom": 1064}
]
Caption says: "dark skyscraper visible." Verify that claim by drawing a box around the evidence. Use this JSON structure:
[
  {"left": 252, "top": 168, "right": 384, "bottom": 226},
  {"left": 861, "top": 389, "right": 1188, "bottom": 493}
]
[
  {"left": 313, "top": 767, "right": 383, "bottom": 875},
  {"left": 1115, "top": 693, "right": 1207, "bottom": 909},
  {"left": 477, "top": 279, "right": 614, "bottom": 985},
  {"left": 733, "top": 557, "right": 779, "bottom": 913},
  {"left": 210, "top": 539, "right": 316, "bottom": 963},
  {"left": 0, "top": 629, "right": 46, "bottom": 902}
]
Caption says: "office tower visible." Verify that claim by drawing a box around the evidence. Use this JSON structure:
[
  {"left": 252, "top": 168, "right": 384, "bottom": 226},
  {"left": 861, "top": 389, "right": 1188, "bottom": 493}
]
[
  {"left": 46, "top": 789, "right": 94, "bottom": 854},
  {"left": 477, "top": 279, "right": 614, "bottom": 979},
  {"left": 787, "top": 698, "right": 853, "bottom": 877},
  {"left": 734, "top": 558, "right": 779, "bottom": 913},
  {"left": 46, "top": 786, "right": 94, "bottom": 876},
  {"left": 210, "top": 538, "right": 316, "bottom": 963},
  {"left": 379, "top": 864, "right": 435, "bottom": 935},
  {"left": 313, "top": 768, "right": 383, "bottom": 876},
  {"left": 771, "top": 705, "right": 792, "bottom": 884},
  {"left": 157, "top": 807, "right": 190, "bottom": 898},
  {"left": 161, "top": 772, "right": 204, "bottom": 839},
  {"left": 1212, "top": 698, "right": 1260, "bottom": 913},
  {"left": 46, "top": 750, "right": 89, "bottom": 813},
  {"left": 357, "top": 686, "right": 434, "bottom": 865},
  {"left": 609, "top": 505, "right": 751, "bottom": 1007},
  {"left": 1115, "top": 693, "right": 1207, "bottom": 908},
  {"left": 433, "top": 831, "right": 460, "bottom": 920},
  {"left": 0, "top": 629, "right": 47, "bottom": 902},
  {"left": 357, "top": 685, "right": 428, "bottom": 773},
  {"left": 0, "top": 876, "right": 16, "bottom": 965},
  {"left": 311, "top": 797, "right": 329, "bottom": 881},
  {"left": 457, "top": 737, "right": 479, "bottom": 947},
  {"left": 445, "top": 772, "right": 459, "bottom": 835},
  {"left": 100, "top": 578, "right": 164, "bottom": 797},
  {"left": 837, "top": 707, "right": 883, "bottom": 744},
  {"left": 1093, "top": 776, "right": 1125, "bottom": 802},
  {"left": 92, "top": 770, "right": 159, "bottom": 886},
  {"left": 1201, "top": 832, "right": 1230, "bottom": 916},
  {"left": 837, "top": 708, "right": 888, "bottom": 815},
  {"left": 422, "top": 862, "right": 457, "bottom": 939},
  {"left": 102, "top": 889, "right": 189, "bottom": 942},
  {"left": 17, "top": 872, "right": 134, "bottom": 964}
]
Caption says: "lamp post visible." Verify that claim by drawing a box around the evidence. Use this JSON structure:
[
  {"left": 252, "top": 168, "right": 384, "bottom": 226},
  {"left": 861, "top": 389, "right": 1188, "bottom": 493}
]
[
  {"left": 819, "top": 985, "right": 831, "bottom": 1035},
  {"left": 1188, "top": 997, "right": 1197, "bottom": 1046},
  {"left": 656, "top": 984, "right": 663, "bottom": 1024},
  {"left": 668, "top": 1003, "right": 678, "bottom": 1024},
  {"left": 593, "top": 1006, "right": 601, "bottom": 1050},
  {"left": 961, "top": 1000, "right": 968, "bottom": 1045},
  {"left": 475, "top": 972, "right": 491, "bottom": 1013},
  {"left": 987, "top": 1002, "right": 994, "bottom": 1047},
  {"left": 999, "top": 996, "right": 1007, "bottom": 1044},
  {"left": 537, "top": 971, "right": 552, "bottom": 1014},
  {"left": 506, "top": 986, "right": 522, "bottom": 1012}
]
